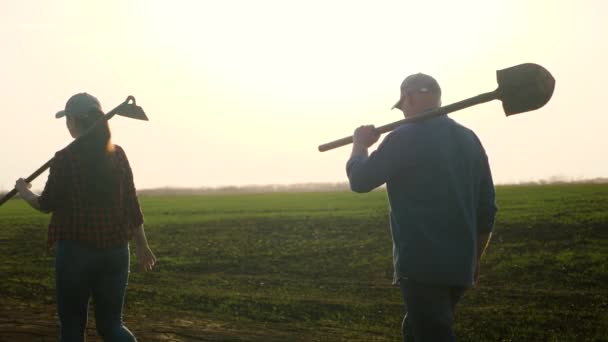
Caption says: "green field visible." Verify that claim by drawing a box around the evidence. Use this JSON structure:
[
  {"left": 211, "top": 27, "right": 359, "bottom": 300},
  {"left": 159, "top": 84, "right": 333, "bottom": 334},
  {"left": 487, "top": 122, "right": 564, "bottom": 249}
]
[{"left": 1, "top": 184, "right": 607, "bottom": 341}]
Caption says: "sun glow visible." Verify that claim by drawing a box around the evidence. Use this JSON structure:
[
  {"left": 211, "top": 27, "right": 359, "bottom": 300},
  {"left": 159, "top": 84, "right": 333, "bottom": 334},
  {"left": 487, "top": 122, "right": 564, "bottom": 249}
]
[{"left": 1, "top": 1, "right": 607, "bottom": 190}]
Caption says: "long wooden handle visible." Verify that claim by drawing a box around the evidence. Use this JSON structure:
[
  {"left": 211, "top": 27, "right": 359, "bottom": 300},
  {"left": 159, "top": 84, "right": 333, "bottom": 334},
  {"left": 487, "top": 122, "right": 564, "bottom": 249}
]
[
  {"left": 0, "top": 98, "right": 130, "bottom": 207},
  {"left": 318, "top": 90, "right": 499, "bottom": 152},
  {"left": 0, "top": 159, "right": 52, "bottom": 206}
]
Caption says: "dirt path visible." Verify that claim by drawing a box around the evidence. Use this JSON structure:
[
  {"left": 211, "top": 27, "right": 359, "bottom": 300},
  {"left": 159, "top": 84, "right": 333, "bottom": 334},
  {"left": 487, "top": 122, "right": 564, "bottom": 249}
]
[{"left": 0, "top": 298, "right": 310, "bottom": 341}]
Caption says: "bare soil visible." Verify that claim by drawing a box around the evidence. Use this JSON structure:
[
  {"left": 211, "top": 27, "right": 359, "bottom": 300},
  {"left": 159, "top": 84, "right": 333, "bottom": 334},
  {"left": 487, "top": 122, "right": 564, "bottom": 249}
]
[{"left": 0, "top": 298, "right": 310, "bottom": 342}]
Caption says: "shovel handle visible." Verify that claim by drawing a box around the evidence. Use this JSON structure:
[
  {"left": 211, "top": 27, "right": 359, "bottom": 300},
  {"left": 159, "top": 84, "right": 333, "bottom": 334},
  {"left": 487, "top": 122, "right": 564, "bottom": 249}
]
[
  {"left": 317, "top": 118, "right": 422, "bottom": 152},
  {"left": 318, "top": 90, "right": 499, "bottom": 152},
  {"left": 318, "top": 136, "right": 355, "bottom": 152}
]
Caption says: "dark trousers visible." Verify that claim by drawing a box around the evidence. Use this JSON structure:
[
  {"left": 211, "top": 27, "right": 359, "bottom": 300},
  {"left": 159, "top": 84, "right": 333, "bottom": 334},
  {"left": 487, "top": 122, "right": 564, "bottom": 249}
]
[
  {"left": 55, "top": 240, "right": 136, "bottom": 342},
  {"left": 399, "top": 279, "right": 466, "bottom": 342}
]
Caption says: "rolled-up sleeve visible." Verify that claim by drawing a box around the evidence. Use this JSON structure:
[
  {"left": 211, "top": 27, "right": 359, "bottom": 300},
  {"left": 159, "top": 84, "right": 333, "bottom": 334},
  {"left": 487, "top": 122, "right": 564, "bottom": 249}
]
[
  {"left": 38, "top": 151, "right": 69, "bottom": 212},
  {"left": 346, "top": 130, "right": 414, "bottom": 193}
]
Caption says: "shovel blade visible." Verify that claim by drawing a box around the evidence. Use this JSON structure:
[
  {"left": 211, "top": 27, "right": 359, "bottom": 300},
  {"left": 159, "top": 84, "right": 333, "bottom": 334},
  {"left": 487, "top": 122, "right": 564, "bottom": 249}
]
[{"left": 497, "top": 63, "right": 555, "bottom": 116}]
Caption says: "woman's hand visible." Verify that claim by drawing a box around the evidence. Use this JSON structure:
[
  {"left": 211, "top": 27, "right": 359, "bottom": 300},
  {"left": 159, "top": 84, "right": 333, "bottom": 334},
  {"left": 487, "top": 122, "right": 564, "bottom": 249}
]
[
  {"left": 15, "top": 178, "right": 32, "bottom": 194},
  {"left": 14, "top": 178, "right": 42, "bottom": 211},
  {"left": 135, "top": 243, "right": 157, "bottom": 272}
]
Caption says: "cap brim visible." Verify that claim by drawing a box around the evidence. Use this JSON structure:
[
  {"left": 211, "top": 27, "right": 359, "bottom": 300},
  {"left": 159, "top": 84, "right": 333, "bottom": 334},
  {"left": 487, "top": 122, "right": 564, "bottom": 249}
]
[
  {"left": 55, "top": 110, "right": 67, "bottom": 118},
  {"left": 391, "top": 98, "right": 403, "bottom": 110}
]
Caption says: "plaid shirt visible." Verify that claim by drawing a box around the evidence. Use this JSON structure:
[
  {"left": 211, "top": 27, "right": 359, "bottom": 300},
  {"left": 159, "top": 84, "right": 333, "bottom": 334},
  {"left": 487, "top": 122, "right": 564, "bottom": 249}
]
[{"left": 39, "top": 144, "right": 144, "bottom": 249}]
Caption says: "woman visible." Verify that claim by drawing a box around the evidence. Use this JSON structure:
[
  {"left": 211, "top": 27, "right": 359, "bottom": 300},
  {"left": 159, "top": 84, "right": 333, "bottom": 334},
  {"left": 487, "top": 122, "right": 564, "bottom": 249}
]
[{"left": 15, "top": 92, "right": 156, "bottom": 342}]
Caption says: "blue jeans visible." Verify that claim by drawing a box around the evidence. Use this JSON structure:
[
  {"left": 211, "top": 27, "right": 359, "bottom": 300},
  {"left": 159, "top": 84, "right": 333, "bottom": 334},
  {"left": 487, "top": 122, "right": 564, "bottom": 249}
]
[
  {"left": 399, "top": 279, "right": 466, "bottom": 342},
  {"left": 55, "top": 240, "right": 136, "bottom": 342}
]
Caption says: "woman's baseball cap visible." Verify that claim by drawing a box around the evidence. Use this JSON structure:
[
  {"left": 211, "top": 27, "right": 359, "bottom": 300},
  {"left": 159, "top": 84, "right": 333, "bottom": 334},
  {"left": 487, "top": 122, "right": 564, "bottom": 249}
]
[
  {"left": 392, "top": 73, "right": 442, "bottom": 109},
  {"left": 55, "top": 93, "right": 102, "bottom": 119}
]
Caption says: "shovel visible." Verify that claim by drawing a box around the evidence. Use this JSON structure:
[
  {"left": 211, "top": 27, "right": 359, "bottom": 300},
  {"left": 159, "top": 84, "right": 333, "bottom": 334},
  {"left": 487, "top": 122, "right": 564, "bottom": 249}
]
[
  {"left": 318, "top": 63, "right": 555, "bottom": 152},
  {"left": 0, "top": 96, "right": 148, "bottom": 206}
]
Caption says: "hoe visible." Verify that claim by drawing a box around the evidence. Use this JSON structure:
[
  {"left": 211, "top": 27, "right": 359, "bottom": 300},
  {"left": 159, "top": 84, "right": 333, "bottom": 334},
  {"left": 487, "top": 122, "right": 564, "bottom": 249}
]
[{"left": 0, "top": 96, "right": 148, "bottom": 206}]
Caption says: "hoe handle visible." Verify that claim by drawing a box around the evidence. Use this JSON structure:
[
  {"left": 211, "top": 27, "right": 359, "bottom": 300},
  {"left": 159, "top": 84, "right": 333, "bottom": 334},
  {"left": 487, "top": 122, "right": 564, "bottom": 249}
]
[{"left": 0, "top": 159, "right": 53, "bottom": 206}]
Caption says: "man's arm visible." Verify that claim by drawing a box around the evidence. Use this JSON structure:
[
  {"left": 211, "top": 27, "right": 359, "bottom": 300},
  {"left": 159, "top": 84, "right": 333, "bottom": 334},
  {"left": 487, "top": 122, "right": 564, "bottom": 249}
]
[
  {"left": 477, "top": 232, "right": 492, "bottom": 259},
  {"left": 347, "top": 125, "right": 412, "bottom": 193},
  {"left": 474, "top": 232, "right": 492, "bottom": 283},
  {"left": 346, "top": 125, "right": 379, "bottom": 192},
  {"left": 350, "top": 132, "right": 372, "bottom": 160},
  {"left": 474, "top": 148, "right": 497, "bottom": 284}
]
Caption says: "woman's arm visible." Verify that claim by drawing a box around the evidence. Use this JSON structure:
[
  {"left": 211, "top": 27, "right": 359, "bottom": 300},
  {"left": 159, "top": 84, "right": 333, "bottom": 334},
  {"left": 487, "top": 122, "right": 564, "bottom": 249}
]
[
  {"left": 117, "top": 146, "right": 155, "bottom": 271},
  {"left": 15, "top": 178, "right": 45, "bottom": 212},
  {"left": 132, "top": 224, "right": 156, "bottom": 271}
]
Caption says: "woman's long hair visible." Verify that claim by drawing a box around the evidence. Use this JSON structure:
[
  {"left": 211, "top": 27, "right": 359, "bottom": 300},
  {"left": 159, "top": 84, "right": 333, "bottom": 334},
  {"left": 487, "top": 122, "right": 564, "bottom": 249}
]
[{"left": 72, "top": 109, "right": 118, "bottom": 206}]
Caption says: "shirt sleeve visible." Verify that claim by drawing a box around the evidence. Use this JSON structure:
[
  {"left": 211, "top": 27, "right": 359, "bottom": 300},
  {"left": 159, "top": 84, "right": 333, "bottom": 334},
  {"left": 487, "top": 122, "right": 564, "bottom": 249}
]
[
  {"left": 38, "top": 151, "right": 69, "bottom": 212},
  {"left": 477, "top": 148, "right": 498, "bottom": 234},
  {"left": 117, "top": 146, "right": 144, "bottom": 227},
  {"left": 346, "top": 129, "right": 415, "bottom": 193}
]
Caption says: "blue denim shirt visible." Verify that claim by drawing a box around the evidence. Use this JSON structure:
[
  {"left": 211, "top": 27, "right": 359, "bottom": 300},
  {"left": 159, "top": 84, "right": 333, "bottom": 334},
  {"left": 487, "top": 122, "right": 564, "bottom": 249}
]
[{"left": 346, "top": 116, "right": 497, "bottom": 287}]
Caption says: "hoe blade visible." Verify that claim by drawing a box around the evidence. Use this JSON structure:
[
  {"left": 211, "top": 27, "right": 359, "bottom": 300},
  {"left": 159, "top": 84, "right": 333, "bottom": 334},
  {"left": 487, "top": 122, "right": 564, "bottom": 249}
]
[{"left": 114, "top": 96, "right": 149, "bottom": 121}]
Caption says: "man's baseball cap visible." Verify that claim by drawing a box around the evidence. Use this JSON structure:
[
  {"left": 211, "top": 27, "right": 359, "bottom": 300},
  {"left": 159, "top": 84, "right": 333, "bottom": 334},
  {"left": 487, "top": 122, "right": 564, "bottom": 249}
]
[
  {"left": 55, "top": 93, "right": 102, "bottom": 119},
  {"left": 392, "top": 73, "right": 441, "bottom": 109}
]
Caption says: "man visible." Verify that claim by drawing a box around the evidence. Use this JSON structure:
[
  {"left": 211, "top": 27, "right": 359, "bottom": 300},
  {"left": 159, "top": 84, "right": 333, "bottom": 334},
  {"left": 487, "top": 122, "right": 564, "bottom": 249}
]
[{"left": 346, "top": 73, "right": 497, "bottom": 341}]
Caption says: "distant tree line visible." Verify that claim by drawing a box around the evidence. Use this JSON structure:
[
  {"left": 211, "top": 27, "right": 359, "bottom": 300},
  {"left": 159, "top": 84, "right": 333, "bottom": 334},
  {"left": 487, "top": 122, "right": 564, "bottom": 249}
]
[
  {"left": 2, "top": 178, "right": 607, "bottom": 199},
  {"left": 137, "top": 182, "right": 353, "bottom": 196}
]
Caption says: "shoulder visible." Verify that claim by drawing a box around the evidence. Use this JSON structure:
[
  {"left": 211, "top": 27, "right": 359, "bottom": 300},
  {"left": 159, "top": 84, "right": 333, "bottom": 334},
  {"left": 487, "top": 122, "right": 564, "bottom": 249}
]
[
  {"left": 387, "top": 122, "right": 419, "bottom": 139},
  {"left": 111, "top": 144, "right": 128, "bottom": 159},
  {"left": 446, "top": 116, "right": 471, "bottom": 131},
  {"left": 53, "top": 146, "right": 74, "bottom": 165},
  {"left": 111, "top": 144, "right": 134, "bottom": 170},
  {"left": 446, "top": 117, "right": 481, "bottom": 139},
  {"left": 112, "top": 144, "right": 124, "bottom": 154},
  {"left": 54, "top": 147, "right": 69, "bottom": 159},
  {"left": 445, "top": 118, "right": 488, "bottom": 157},
  {"left": 384, "top": 121, "right": 424, "bottom": 143},
  {"left": 44, "top": 148, "right": 74, "bottom": 178},
  {"left": 371, "top": 125, "right": 418, "bottom": 154}
]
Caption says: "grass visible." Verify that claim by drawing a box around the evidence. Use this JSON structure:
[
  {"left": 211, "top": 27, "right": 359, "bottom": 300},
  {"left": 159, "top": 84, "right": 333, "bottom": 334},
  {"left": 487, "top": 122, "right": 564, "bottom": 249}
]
[{"left": 1, "top": 183, "right": 607, "bottom": 341}]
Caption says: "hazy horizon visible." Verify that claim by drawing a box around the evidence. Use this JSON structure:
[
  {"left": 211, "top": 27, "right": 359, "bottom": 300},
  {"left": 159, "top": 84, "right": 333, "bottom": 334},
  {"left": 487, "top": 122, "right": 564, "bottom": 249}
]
[
  {"left": 3, "top": 177, "right": 608, "bottom": 197},
  {"left": 2, "top": 1, "right": 607, "bottom": 191}
]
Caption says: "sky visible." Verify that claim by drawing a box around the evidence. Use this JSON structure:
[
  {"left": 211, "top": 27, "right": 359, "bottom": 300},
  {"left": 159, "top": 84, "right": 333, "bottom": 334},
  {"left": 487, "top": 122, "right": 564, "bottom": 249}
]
[{"left": 1, "top": 0, "right": 607, "bottom": 190}]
